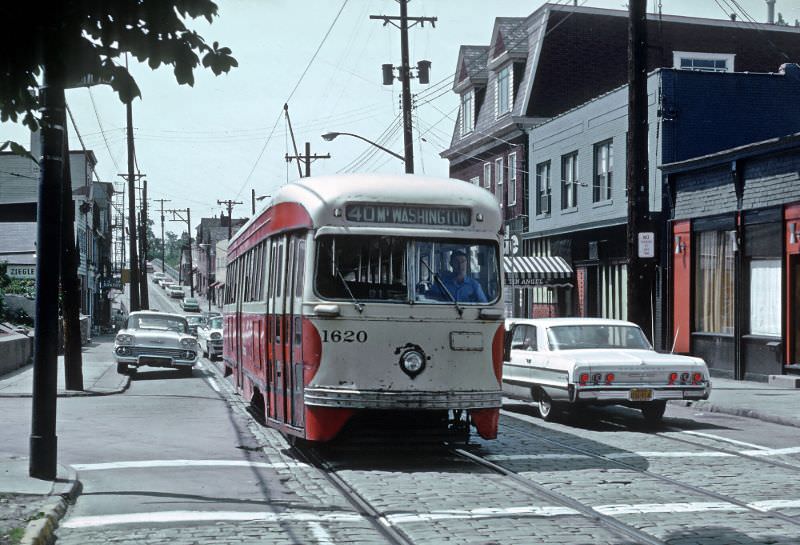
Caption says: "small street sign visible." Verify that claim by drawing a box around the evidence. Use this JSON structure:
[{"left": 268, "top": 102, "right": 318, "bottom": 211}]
[{"left": 638, "top": 232, "right": 655, "bottom": 258}]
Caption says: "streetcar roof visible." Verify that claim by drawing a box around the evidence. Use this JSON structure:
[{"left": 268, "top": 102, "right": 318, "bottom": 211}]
[{"left": 231, "top": 174, "right": 503, "bottom": 246}]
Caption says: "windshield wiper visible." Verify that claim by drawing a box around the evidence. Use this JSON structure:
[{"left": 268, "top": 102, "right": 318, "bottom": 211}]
[
  {"left": 334, "top": 266, "right": 364, "bottom": 313},
  {"left": 419, "top": 259, "right": 463, "bottom": 317}
]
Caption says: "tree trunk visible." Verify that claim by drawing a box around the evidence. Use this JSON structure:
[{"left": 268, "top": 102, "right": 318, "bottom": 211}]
[{"left": 61, "top": 128, "right": 83, "bottom": 391}]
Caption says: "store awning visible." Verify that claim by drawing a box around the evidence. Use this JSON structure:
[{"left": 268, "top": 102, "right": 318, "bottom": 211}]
[{"left": 503, "top": 256, "right": 573, "bottom": 287}]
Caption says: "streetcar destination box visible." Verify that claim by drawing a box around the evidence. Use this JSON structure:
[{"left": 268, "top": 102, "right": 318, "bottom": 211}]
[{"left": 345, "top": 204, "right": 471, "bottom": 226}]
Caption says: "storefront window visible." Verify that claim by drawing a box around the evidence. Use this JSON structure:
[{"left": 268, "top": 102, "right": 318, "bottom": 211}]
[
  {"left": 749, "top": 259, "right": 781, "bottom": 336},
  {"left": 694, "top": 230, "right": 735, "bottom": 334}
]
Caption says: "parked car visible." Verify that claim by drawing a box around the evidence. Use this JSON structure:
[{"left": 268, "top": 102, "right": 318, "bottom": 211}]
[
  {"left": 167, "top": 285, "right": 185, "bottom": 299},
  {"left": 184, "top": 314, "right": 204, "bottom": 337},
  {"left": 161, "top": 279, "right": 175, "bottom": 290},
  {"left": 182, "top": 297, "right": 200, "bottom": 312},
  {"left": 145, "top": 261, "right": 154, "bottom": 273},
  {"left": 152, "top": 271, "right": 167, "bottom": 284},
  {"left": 503, "top": 318, "right": 710, "bottom": 423},
  {"left": 114, "top": 311, "right": 198, "bottom": 376},
  {"left": 197, "top": 314, "right": 223, "bottom": 360}
]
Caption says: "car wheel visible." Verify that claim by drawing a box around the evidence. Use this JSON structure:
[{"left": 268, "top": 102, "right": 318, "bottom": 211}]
[
  {"left": 116, "top": 362, "right": 128, "bottom": 375},
  {"left": 538, "top": 391, "right": 559, "bottom": 421},
  {"left": 641, "top": 400, "right": 667, "bottom": 424}
]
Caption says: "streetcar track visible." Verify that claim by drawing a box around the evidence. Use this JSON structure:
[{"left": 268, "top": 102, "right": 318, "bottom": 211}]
[
  {"left": 450, "top": 446, "right": 669, "bottom": 545},
  {"left": 498, "top": 412, "right": 800, "bottom": 528}
]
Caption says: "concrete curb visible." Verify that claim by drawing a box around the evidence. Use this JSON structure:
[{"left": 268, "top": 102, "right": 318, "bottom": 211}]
[
  {"left": 675, "top": 399, "right": 800, "bottom": 429},
  {"left": 0, "top": 376, "right": 131, "bottom": 399},
  {"left": 20, "top": 466, "right": 82, "bottom": 545}
]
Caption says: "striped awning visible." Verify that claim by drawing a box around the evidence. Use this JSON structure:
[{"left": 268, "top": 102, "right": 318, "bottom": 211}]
[{"left": 503, "top": 256, "right": 573, "bottom": 287}]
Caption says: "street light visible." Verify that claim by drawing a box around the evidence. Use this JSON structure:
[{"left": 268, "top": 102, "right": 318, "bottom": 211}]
[{"left": 321, "top": 132, "right": 405, "bottom": 163}]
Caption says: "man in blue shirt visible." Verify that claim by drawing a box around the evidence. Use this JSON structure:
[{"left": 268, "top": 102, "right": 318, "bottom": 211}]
[{"left": 429, "top": 250, "right": 488, "bottom": 303}]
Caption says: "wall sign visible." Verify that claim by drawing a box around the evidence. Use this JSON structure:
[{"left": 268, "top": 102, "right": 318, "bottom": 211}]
[{"left": 638, "top": 232, "right": 655, "bottom": 258}]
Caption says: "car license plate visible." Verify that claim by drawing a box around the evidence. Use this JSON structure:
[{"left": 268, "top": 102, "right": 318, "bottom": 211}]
[
  {"left": 139, "top": 356, "right": 172, "bottom": 366},
  {"left": 629, "top": 388, "right": 653, "bottom": 402}
]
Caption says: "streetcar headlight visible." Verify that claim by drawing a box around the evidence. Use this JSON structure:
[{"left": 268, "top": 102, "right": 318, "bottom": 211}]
[
  {"left": 116, "top": 334, "right": 134, "bottom": 346},
  {"left": 180, "top": 338, "right": 197, "bottom": 348},
  {"left": 400, "top": 350, "right": 425, "bottom": 378}
]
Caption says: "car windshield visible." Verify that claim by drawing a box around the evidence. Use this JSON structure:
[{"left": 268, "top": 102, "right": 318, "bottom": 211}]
[
  {"left": 208, "top": 316, "right": 223, "bottom": 329},
  {"left": 184, "top": 298, "right": 197, "bottom": 304},
  {"left": 127, "top": 314, "right": 188, "bottom": 334},
  {"left": 547, "top": 325, "right": 651, "bottom": 350},
  {"left": 315, "top": 235, "right": 500, "bottom": 304}
]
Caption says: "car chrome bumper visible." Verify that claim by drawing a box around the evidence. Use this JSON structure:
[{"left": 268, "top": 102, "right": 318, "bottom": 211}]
[
  {"left": 575, "top": 385, "right": 710, "bottom": 402},
  {"left": 304, "top": 387, "right": 503, "bottom": 409}
]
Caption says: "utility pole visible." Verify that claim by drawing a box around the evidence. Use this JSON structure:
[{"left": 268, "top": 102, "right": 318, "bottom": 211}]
[
  {"left": 124, "top": 96, "right": 140, "bottom": 311},
  {"left": 139, "top": 178, "right": 149, "bottom": 309},
  {"left": 626, "top": 0, "right": 655, "bottom": 342},
  {"left": 154, "top": 198, "right": 171, "bottom": 268},
  {"left": 285, "top": 142, "right": 330, "bottom": 178},
  {"left": 30, "top": 54, "right": 65, "bottom": 480},
  {"left": 371, "top": 1, "right": 435, "bottom": 174},
  {"left": 166, "top": 208, "right": 194, "bottom": 296},
  {"left": 217, "top": 199, "right": 242, "bottom": 240}
]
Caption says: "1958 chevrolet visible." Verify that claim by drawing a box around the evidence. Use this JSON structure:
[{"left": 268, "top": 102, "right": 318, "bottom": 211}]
[{"left": 503, "top": 318, "right": 710, "bottom": 423}]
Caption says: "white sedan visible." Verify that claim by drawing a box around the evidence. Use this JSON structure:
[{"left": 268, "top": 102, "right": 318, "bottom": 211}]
[
  {"left": 503, "top": 318, "right": 710, "bottom": 423},
  {"left": 114, "top": 311, "right": 199, "bottom": 376},
  {"left": 197, "top": 314, "right": 223, "bottom": 360}
]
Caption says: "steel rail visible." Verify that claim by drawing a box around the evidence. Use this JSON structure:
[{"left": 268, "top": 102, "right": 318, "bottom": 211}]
[
  {"left": 450, "top": 446, "right": 669, "bottom": 545},
  {"left": 500, "top": 412, "right": 800, "bottom": 528},
  {"left": 292, "top": 445, "right": 416, "bottom": 545}
]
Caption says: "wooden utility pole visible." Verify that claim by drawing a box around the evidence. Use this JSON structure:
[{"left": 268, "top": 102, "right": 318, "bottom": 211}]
[
  {"left": 166, "top": 208, "right": 194, "bottom": 296},
  {"left": 30, "top": 51, "right": 65, "bottom": 480},
  {"left": 285, "top": 142, "right": 330, "bottom": 178},
  {"left": 371, "top": 1, "right": 436, "bottom": 174},
  {"left": 217, "top": 199, "right": 242, "bottom": 240},
  {"left": 139, "top": 178, "right": 149, "bottom": 309},
  {"left": 154, "top": 198, "right": 171, "bottom": 267},
  {"left": 626, "top": 0, "right": 655, "bottom": 341}
]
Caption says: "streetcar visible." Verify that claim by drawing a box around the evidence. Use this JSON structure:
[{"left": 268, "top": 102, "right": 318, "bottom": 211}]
[{"left": 222, "top": 173, "right": 505, "bottom": 442}]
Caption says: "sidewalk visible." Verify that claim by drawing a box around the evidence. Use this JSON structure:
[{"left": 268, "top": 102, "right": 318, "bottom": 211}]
[{"left": 0, "top": 336, "right": 125, "bottom": 544}]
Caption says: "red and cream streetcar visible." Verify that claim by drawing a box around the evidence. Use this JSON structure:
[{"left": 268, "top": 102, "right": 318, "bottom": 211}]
[{"left": 222, "top": 173, "right": 505, "bottom": 442}]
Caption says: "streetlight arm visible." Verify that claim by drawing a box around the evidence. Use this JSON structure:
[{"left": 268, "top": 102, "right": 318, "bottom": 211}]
[{"left": 322, "top": 132, "right": 405, "bottom": 162}]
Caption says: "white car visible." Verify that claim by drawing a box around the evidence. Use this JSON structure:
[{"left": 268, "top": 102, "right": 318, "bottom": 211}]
[
  {"left": 197, "top": 314, "right": 223, "bottom": 360},
  {"left": 503, "top": 318, "right": 710, "bottom": 423},
  {"left": 114, "top": 311, "right": 199, "bottom": 376},
  {"left": 167, "top": 285, "right": 185, "bottom": 299}
]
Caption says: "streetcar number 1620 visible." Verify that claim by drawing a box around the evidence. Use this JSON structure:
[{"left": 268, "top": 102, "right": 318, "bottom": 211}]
[{"left": 321, "top": 330, "right": 368, "bottom": 343}]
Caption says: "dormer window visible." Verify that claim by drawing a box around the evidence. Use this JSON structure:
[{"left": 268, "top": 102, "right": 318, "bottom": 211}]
[
  {"left": 673, "top": 51, "right": 734, "bottom": 73},
  {"left": 496, "top": 65, "right": 512, "bottom": 117},
  {"left": 461, "top": 90, "right": 474, "bottom": 136}
]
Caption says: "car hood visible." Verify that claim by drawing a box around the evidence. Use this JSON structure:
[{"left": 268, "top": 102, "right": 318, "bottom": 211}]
[
  {"left": 117, "top": 329, "right": 192, "bottom": 344},
  {"left": 552, "top": 349, "right": 707, "bottom": 369}
]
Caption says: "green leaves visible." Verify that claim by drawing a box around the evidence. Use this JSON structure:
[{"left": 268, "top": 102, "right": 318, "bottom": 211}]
[{"left": 0, "top": 140, "right": 37, "bottom": 163}]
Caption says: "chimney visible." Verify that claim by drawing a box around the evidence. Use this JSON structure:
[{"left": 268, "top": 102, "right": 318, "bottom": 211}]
[{"left": 766, "top": 0, "right": 776, "bottom": 24}]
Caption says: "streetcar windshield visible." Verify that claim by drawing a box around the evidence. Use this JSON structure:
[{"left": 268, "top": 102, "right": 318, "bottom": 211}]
[{"left": 315, "top": 235, "right": 500, "bottom": 304}]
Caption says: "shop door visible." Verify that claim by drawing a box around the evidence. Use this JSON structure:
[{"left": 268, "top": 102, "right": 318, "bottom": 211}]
[{"left": 792, "top": 256, "right": 800, "bottom": 364}]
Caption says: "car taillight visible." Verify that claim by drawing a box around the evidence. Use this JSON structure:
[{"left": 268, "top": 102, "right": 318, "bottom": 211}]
[
  {"left": 692, "top": 372, "right": 703, "bottom": 385},
  {"left": 579, "top": 373, "right": 589, "bottom": 386},
  {"left": 605, "top": 373, "right": 615, "bottom": 385},
  {"left": 668, "top": 372, "right": 678, "bottom": 385}
]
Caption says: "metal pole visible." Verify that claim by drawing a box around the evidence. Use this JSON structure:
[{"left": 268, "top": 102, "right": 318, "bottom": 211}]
[
  {"left": 126, "top": 99, "right": 140, "bottom": 311},
  {"left": 399, "top": 0, "right": 414, "bottom": 174},
  {"left": 187, "top": 208, "right": 194, "bottom": 297},
  {"left": 140, "top": 178, "right": 149, "bottom": 309},
  {"left": 30, "top": 62, "right": 64, "bottom": 480}
]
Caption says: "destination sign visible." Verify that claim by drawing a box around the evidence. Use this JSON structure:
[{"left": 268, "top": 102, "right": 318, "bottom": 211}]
[{"left": 345, "top": 204, "right": 471, "bottom": 227}]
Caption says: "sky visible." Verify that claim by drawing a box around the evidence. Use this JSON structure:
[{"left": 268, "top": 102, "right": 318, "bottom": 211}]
[{"left": 2, "top": 0, "right": 799, "bottom": 235}]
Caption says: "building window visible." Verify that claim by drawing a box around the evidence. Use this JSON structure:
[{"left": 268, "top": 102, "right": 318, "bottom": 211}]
[
  {"left": 483, "top": 163, "right": 491, "bottom": 189},
  {"left": 561, "top": 152, "right": 578, "bottom": 210},
  {"left": 694, "top": 230, "right": 736, "bottom": 334},
  {"left": 461, "top": 90, "right": 474, "bottom": 136},
  {"left": 673, "top": 51, "right": 734, "bottom": 73},
  {"left": 495, "top": 157, "right": 504, "bottom": 207},
  {"left": 496, "top": 65, "right": 511, "bottom": 117},
  {"left": 749, "top": 259, "right": 781, "bottom": 336},
  {"left": 535, "top": 161, "right": 551, "bottom": 215},
  {"left": 507, "top": 152, "right": 517, "bottom": 206},
  {"left": 593, "top": 140, "right": 613, "bottom": 202},
  {"left": 470, "top": 176, "right": 480, "bottom": 186}
]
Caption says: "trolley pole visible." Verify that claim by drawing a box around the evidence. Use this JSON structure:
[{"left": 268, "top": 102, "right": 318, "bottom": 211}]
[
  {"left": 626, "top": 0, "right": 655, "bottom": 341},
  {"left": 217, "top": 199, "right": 242, "bottom": 240},
  {"left": 371, "top": 1, "right": 436, "bottom": 174}
]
